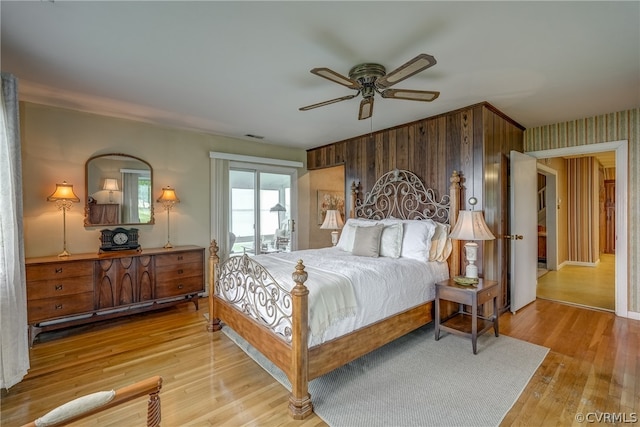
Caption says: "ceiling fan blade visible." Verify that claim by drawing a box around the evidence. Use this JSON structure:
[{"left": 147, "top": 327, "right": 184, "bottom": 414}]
[
  {"left": 381, "top": 89, "right": 440, "bottom": 102},
  {"left": 299, "top": 93, "right": 359, "bottom": 111},
  {"left": 375, "top": 54, "right": 437, "bottom": 90},
  {"left": 358, "top": 97, "right": 374, "bottom": 120},
  {"left": 310, "top": 67, "right": 361, "bottom": 90}
]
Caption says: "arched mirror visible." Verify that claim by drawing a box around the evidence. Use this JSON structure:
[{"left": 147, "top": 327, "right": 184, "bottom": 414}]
[{"left": 84, "top": 153, "right": 154, "bottom": 226}]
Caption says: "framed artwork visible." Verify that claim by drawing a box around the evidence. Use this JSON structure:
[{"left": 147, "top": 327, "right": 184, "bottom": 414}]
[{"left": 317, "top": 190, "right": 345, "bottom": 225}]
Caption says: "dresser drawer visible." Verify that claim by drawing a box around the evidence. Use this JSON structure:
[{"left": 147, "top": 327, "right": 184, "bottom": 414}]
[
  {"left": 155, "top": 276, "right": 203, "bottom": 299},
  {"left": 154, "top": 261, "right": 202, "bottom": 280},
  {"left": 154, "top": 250, "right": 203, "bottom": 267},
  {"left": 27, "top": 275, "right": 93, "bottom": 300},
  {"left": 26, "top": 260, "right": 93, "bottom": 281},
  {"left": 27, "top": 292, "right": 94, "bottom": 323}
]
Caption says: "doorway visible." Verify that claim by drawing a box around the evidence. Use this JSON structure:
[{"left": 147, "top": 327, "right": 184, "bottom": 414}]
[
  {"left": 527, "top": 140, "right": 628, "bottom": 317},
  {"left": 229, "top": 165, "right": 296, "bottom": 255}
]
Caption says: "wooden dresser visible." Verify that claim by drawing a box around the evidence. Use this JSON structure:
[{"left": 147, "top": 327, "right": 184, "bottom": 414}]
[{"left": 26, "top": 246, "right": 204, "bottom": 345}]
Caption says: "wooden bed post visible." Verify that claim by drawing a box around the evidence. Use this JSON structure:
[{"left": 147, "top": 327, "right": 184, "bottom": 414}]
[
  {"left": 207, "top": 240, "right": 222, "bottom": 332},
  {"left": 288, "top": 260, "right": 313, "bottom": 419},
  {"left": 449, "top": 171, "right": 461, "bottom": 278}
]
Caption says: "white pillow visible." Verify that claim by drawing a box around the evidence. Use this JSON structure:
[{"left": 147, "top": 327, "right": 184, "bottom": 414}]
[
  {"left": 429, "top": 222, "right": 452, "bottom": 262},
  {"left": 351, "top": 224, "right": 384, "bottom": 257},
  {"left": 379, "top": 222, "right": 404, "bottom": 258},
  {"left": 336, "top": 218, "right": 379, "bottom": 251},
  {"left": 398, "top": 219, "right": 437, "bottom": 261}
]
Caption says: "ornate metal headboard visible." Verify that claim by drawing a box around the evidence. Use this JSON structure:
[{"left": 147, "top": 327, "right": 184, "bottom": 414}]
[{"left": 351, "top": 169, "right": 452, "bottom": 224}]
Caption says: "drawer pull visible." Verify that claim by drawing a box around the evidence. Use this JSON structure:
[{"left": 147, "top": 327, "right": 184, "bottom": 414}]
[
  {"left": 55, "top": 284, "right": 63, "bottom": 291},
  {"left": 55, "top": 304, "right": 63, "bottom": 310},
  {"left": 178, "top": 284, "right": 184, "bottom": 289},
  {"left": 55, "top": 268, "right": 63, "bottom": 274},
  {"left": 177, "top": 269, "right": 184, "bottom": 274},
  {"left": 177, "top": 256, "right": 184, "bottom": 261}
]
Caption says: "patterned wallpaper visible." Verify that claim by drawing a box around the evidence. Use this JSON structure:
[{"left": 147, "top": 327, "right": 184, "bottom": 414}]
[{"left": 524, "top": 108, "right": 639, "bottom": 314}]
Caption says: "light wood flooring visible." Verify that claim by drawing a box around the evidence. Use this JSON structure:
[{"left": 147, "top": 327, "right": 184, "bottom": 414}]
[
  {"left": 1, "top": 298, "right": 637, "bottom": 426},
  {"left": 537, "top": 253, "right": 615, "bottom": 311}
]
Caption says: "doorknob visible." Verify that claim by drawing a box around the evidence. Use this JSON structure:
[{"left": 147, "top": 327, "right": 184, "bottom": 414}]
[{"left": 503, "top": 234, "right": 524, "bottom": 240}]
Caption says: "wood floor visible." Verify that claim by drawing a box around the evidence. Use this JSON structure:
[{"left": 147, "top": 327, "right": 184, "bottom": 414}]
[
  {"left": 537, "top": 253, "right": 615, "bottom": 311},
  {"left": 1, "top": 298, "right": 637, "bottom": 426}
]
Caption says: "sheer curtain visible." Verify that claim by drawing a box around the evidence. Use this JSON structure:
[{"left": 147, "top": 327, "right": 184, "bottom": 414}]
[
  {"left": 0, "top": 72, "right": 30, "bottom": 389},
  {"left": 121, "top": 172, "right": 140, "bottom": 223},
  {"left": 210, "top": 157, "right": 231, "bottom": 263}
]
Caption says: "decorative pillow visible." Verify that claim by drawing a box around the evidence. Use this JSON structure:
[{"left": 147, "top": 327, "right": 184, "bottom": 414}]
[
  {"left": 398, "top": 219, "right": 437, "bottom": 261},
  {"left": 379, "top": 222, "right": 404, "bottom": 258},
  {"left": 336, "top": 218, "right": 379, "bottom": 251},
  {"left": 351, "top": 224, "right": 384, "bottom": 257},
  {"left": 429, "top": 222, "right": 452, "bottom": 262}
]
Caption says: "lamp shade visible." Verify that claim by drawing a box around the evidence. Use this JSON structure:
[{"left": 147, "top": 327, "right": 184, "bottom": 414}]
[
  {"left": 156, "top": 187, "right": 180, "bottom": 204},
  {"left": 449, "top": 210, "right": 495, "bottom": 241},
  {"left": 47, "top": 181, "right": 80, "bottom": 202},
  {"left": 270, "top": 203, "right": 286, "bottom": 212},
  {"left": 103, "top": 178, "right": 119, "bottom": 191},
  {"left": 320, "top": 209, "right": 344, "bottom": 230}
]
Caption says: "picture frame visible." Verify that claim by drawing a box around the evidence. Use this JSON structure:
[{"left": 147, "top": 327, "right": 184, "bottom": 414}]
[{"left": 317, "top": 190, "right": 345, "bottom": 225}]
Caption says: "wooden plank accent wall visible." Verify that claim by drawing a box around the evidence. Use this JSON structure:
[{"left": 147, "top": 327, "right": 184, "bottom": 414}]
[{"left": 307, "top": 102, "right": 525, "bottom": 309}]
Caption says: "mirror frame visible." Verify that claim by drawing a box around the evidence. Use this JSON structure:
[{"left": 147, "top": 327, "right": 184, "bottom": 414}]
[{"left": 84, "top": 153, "right": 155, "bottom": 227}]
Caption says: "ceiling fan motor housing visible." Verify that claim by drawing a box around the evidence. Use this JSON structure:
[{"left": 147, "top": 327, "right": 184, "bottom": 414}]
[{"left": 349, "top": 63, "right": 386, "bottom": 98}]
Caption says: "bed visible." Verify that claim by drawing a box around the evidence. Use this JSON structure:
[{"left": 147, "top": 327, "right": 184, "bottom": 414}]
[{"left": 207, "top": 169, "right": 461, "bottom": 419}]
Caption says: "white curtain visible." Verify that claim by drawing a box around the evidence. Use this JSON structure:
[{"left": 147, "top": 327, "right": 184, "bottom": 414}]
[
  {"left": 121, "top": 172, "right": 140, "bottom": 223},
  {"left": 210, "top": 157, "right": 230, "bottom": 261},
  {"left": 0, "top": 72, "right": 30, "bottom": 389}
]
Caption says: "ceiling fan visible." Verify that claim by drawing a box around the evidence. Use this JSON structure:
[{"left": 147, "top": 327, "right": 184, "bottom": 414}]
[{"left": 299, "top": 53, "right": 440, "bottom": 120}]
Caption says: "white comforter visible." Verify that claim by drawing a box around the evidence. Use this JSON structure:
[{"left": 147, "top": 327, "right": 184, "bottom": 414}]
[{"left": 252, "top": 247, "right": 449, "bottom": 346}]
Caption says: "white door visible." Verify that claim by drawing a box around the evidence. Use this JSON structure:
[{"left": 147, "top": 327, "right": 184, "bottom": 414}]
[{"left": 510, "top": 151, "right": 538, "bottom": 313}]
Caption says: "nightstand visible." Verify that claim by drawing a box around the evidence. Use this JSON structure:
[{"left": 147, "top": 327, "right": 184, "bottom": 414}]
[{"left": 434, "top": 278, "right": 499, "bottom": 354}]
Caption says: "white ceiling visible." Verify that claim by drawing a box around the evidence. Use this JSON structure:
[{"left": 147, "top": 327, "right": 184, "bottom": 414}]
[{"left": 2, "top": 1, "right": 638, "bottom": 150}]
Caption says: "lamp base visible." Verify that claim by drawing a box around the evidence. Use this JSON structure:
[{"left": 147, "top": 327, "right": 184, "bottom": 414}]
[
  {"left": 464, "top": 263, "right": 479, "bottom": 279},
  {"left": 331, "top": 230, "right": 339, "bottom": 246},
  {"left": 163, "top": 242, "right": 173, "bottom": 249},
  {"left": 463, "top": 241, "right": 479, "bottom": 279},
  {"left": 58, "top": 249, "right": 71, "bottom": 257}
]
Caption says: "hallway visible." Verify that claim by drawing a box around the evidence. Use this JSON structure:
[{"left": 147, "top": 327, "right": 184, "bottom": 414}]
[{"left": 536, "top": 253, "right": 615, "bottom": 311}]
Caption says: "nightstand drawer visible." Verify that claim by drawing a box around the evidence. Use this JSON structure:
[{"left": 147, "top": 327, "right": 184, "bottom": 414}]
[{"left": 478, "top": 286, "right": 499, "bottom": 306}]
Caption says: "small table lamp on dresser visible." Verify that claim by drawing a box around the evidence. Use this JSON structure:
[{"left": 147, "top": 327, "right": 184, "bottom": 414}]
[{"left": 449, "top": 204, "right": 495, "bottom": 279}]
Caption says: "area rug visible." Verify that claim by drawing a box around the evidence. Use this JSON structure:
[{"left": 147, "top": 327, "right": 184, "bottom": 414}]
[{"left": 222, "top": 323, "right": 549, "bottom": 427}]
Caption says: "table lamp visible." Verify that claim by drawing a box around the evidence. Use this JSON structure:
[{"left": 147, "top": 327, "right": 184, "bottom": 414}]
[
  {"left": 103, "top": 178, "right": 119, "bottom": 203},
  {"left": 156, "top": 186, "right": 180, "bottom": 249},
  {"left": 47, "top": 181, "right": 80, "bottom": 257},
  {"left": 449, "top": 206, "right": 495, "bottom": 279},
  {"left": 320, "top": 209, "right": 344, "bottom": 246}
]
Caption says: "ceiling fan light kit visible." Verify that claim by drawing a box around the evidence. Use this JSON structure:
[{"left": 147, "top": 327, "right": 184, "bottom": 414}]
[{"left": 300, "top": 53, "right": 440, "bottom": 120}]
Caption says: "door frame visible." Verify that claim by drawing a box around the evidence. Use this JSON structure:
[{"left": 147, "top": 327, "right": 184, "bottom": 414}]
[
  {"left": 536, "top": 163, "right": 558, "bottom": 271},
  {"left": 230, "top": 162, "right": 299, "bottom": 253},
  {"left": 527, "top": 140, "right": 628, "bottom": 318}
]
